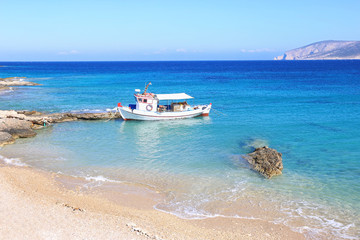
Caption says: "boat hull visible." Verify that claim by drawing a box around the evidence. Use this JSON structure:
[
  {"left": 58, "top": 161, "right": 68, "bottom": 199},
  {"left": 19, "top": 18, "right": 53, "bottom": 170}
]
[{"left": 118, "top": 105, "right": 211, "bottom": 121}]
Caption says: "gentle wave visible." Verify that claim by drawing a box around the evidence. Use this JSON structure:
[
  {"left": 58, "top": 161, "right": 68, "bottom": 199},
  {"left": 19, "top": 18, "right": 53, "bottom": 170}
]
[
  {"left": 83, "top": 175, "right": 121, "bottom": 183},
  {"left": 153, "top": 179, "right": 359, "bottom": 240},
  {"left": 0, "top": 154, "right": 27, "bottom": 167}
]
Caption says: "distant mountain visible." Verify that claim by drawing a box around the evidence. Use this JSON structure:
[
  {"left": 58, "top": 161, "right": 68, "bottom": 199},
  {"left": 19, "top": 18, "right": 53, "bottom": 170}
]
[{"left": 274, "top": 40, "right": 360, "bottom": 60}]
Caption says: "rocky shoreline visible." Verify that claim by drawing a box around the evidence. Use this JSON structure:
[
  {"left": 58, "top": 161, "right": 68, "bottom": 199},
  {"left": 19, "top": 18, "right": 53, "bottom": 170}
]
[
  {"left": 0, "top": 77, "right": 41, "bottom": 91},
  {"left": 0, "top": 76, "right": 122, "bottom": 146},
  {"left": 0, "top": 110, "right": 121, "bottom": 146}
]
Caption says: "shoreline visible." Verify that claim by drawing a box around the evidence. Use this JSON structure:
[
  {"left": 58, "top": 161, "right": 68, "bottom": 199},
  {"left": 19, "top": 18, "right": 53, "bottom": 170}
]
[
  {"left": 0, "top": 160, "right": 305, "bottom": 239},
  {"left": 0, "top": 75, "right": 323, "bottom": 239}
]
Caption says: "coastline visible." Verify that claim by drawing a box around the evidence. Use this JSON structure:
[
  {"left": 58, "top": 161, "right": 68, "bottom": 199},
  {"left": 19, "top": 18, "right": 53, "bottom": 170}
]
[
  {"left": 0, "top": 161, "right": 305, "bottom": 239},
  {"left": 2, "top": 70, "right": 356, "bottom": 239}
]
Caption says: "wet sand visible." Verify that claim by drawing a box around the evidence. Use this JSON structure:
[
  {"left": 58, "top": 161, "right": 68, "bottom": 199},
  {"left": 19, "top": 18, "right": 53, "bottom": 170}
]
[{"left": 0, "top": 163, "right": 305, "bottom": 240}]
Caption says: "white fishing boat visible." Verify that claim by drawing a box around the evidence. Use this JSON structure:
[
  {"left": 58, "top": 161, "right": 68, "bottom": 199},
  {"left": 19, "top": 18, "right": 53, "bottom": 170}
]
[{"left": 116, "top": 82, "right": 211, "bottom": 121}]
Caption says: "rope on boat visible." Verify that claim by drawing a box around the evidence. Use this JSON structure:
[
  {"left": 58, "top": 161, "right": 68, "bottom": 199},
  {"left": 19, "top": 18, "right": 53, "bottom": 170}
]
[
  {"left": 105, "top": 107, "right": 119, "bottom": 122},
  {"left": 211, "top": 108, "right": 227, "bottom": 116}
]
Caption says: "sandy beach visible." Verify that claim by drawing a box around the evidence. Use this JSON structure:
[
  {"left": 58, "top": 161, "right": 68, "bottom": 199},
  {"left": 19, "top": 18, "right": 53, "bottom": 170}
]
[{"left": 0, "top": 162, "right": 305, "bottom": 240}]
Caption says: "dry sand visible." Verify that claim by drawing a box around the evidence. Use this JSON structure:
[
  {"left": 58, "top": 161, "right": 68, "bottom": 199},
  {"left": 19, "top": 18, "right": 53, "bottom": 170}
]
[{"left": 0, "top": 163, "right": 305, "bottom": 240}]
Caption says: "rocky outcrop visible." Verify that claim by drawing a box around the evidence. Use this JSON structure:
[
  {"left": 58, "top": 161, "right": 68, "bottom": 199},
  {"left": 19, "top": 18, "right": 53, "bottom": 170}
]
[
  {"left": 274, "top": 40, "right": 360, "bottom": 60},
  {"left": 0, "top": 76, "right": 121, "bottom": 146},
  {"left": 0, "top": 111, "right": 37, "bottom": 146},
  {"left": 0, "top": 110, "right": 121, "bottom": 146},
  {"left": 0, "top": 118, "right": 36, "bottom": 138},
  {"left": 0, "top": 77, "right": 41, "bottom": 89},
  {"left": 244, "top": 146, "right": 283, "bottom": 179}
]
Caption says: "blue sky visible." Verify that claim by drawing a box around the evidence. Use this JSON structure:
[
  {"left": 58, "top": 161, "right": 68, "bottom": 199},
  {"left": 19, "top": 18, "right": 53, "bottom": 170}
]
[{"left": 1, "top": 0, "right": 359, "bottom": 61}]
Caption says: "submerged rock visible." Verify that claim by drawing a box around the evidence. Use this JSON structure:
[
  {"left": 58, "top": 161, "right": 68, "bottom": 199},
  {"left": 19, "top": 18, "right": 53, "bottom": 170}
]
[
  {"left": 240, "top": 138, "right": 269, "bottom": 153},
  {"left": 244, "top": 146, "right": 283, "bottom": 179},
  {"left": 0, "top": 131, "right": 15, "bottom": 146}
]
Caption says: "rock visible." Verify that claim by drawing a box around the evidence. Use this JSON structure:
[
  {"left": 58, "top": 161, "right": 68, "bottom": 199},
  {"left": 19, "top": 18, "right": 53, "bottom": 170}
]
[
  {"left": 17, "top": 110, "right": 43, "bottom": 116},
  {"left": 0, "top": 118, "right": 37, "bottom": 138},
  {"left": 244, "top": 146, "right": 283, "bottom": 179},
  {"left": 0, "top": 77, "right": 41, "bottom": 87},
  {"left": 0, "top": 131, "right": 15, "bottom": 146}
]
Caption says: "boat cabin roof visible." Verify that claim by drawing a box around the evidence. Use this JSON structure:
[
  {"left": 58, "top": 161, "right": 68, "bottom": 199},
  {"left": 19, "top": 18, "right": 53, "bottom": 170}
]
[{"left": 155, "top": 93, "right": 193, "bottom": 100}]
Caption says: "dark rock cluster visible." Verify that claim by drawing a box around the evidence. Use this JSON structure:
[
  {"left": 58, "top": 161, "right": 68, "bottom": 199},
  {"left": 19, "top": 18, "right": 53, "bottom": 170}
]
[{"left": 245, "top": 146, "right": 283, "bottom": 179}]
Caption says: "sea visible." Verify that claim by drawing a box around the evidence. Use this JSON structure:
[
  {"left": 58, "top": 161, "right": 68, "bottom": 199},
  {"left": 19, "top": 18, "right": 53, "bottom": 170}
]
[{"left": 0, "top": 61, "right": 359, "bottom": 239}]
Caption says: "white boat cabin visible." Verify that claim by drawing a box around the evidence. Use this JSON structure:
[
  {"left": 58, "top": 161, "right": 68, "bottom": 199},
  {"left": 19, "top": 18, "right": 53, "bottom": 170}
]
[{"left": 131, "top": 89, "right": 194, "bottom": 113}]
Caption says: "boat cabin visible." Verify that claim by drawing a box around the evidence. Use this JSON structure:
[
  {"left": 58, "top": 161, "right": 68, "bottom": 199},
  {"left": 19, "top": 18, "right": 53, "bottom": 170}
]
[
  {"left": 134, "top": 92, "right": 158, "bottom": 112},
  {"left": 131, "top": 89, "right": 194, "bottom": 113}
]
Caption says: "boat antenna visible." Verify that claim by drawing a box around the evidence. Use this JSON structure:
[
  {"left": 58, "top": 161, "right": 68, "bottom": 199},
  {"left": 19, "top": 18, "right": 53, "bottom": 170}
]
[{"left": 143, "top": 82, "right": 152, "bottom": 94}]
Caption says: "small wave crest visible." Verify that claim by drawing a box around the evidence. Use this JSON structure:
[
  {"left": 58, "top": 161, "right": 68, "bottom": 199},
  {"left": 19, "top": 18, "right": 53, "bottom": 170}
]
[
  {"left": 79, "top": 175, "right": 124, "bottom": 189},
  {"left": 277, "top": 200, "right": 359, "bottom": 240},
  {"left": 154, "top": 180, "right": 248, "bottom": 219},
  {"left": 0, "top": 155, "right": 27, "bottom": 167},
  {"left": 84, "top": 175, "right": 120, "bottom": 183},
  {"left": 154, "top": 180, "right": 359, "bottom": 239}
]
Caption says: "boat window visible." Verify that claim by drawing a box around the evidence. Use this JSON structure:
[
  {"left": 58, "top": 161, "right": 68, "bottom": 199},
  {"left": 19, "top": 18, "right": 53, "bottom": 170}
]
[
  {"left": 144, "top": 99, "right": 147, "bottom": 103},
  {"left": 138, "top": 98, "right": 143, "bottom": 102}
]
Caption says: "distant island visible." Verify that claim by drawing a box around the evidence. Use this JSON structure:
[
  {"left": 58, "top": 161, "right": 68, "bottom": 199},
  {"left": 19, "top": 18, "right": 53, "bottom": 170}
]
[{"left": 274, "top": 40, "right": 360, "bottom": 60}]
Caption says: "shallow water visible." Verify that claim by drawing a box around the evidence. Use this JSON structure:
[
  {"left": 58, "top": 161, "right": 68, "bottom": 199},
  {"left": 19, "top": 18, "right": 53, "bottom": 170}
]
[{"left": 1, "top": 61, "right": 360, "bottom": 239}]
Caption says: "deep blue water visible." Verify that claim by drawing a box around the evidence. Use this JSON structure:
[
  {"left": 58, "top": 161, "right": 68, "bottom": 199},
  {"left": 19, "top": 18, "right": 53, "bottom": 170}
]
[{"left": 1, "top": 61, "right": 360, "bottom": 239}]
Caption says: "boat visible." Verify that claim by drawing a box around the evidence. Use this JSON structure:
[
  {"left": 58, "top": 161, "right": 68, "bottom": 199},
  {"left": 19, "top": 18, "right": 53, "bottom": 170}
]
[{"left": 116, "top": 82, "right": 212, "bottom": 121}]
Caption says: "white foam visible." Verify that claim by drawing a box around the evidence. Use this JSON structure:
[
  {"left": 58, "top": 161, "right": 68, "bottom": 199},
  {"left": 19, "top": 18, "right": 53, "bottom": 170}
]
[
  {"left": 154, "top": 203, "right": 260, "bottom": 220},
  {"left": 0, "top": 155, "right": 27, "bottom": 167},
  {"left": 55, "top": 157, "right": 67, "bottom": 161},
  {"left": 277, "top": 199, "right": 359, "bottom": 239},
  {"left": 84, "top": 175, "right": 119, "bottom": 183}
]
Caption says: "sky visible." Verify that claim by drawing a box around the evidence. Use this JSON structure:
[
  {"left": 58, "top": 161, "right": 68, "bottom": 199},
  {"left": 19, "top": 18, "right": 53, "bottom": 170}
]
[{"left": 1, "top": 0, "right": 360, "bottom": 61}]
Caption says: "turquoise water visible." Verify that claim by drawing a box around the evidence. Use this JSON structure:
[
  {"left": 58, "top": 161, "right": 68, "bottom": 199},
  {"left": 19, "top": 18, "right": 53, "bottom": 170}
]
[{"left": 1, "top": 61, "right": 359, "bottom": 239}]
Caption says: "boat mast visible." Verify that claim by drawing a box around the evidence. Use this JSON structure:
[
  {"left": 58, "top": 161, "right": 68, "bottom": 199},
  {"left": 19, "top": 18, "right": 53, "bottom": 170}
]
[{"left": 143, "top": 82, "right": 152, "bottom": 94}]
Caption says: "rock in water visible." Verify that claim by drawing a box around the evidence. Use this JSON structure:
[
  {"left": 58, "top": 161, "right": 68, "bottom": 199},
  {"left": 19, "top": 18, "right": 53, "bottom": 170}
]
[
  {"left": 0, "top": 118, "right": 37, "bottom": 138},
  {"left": 0, "top": 131, "right": 15, "bottom": 146},
  {"left": 245, "top": 146, "right": 283, "bottom": 178}
]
